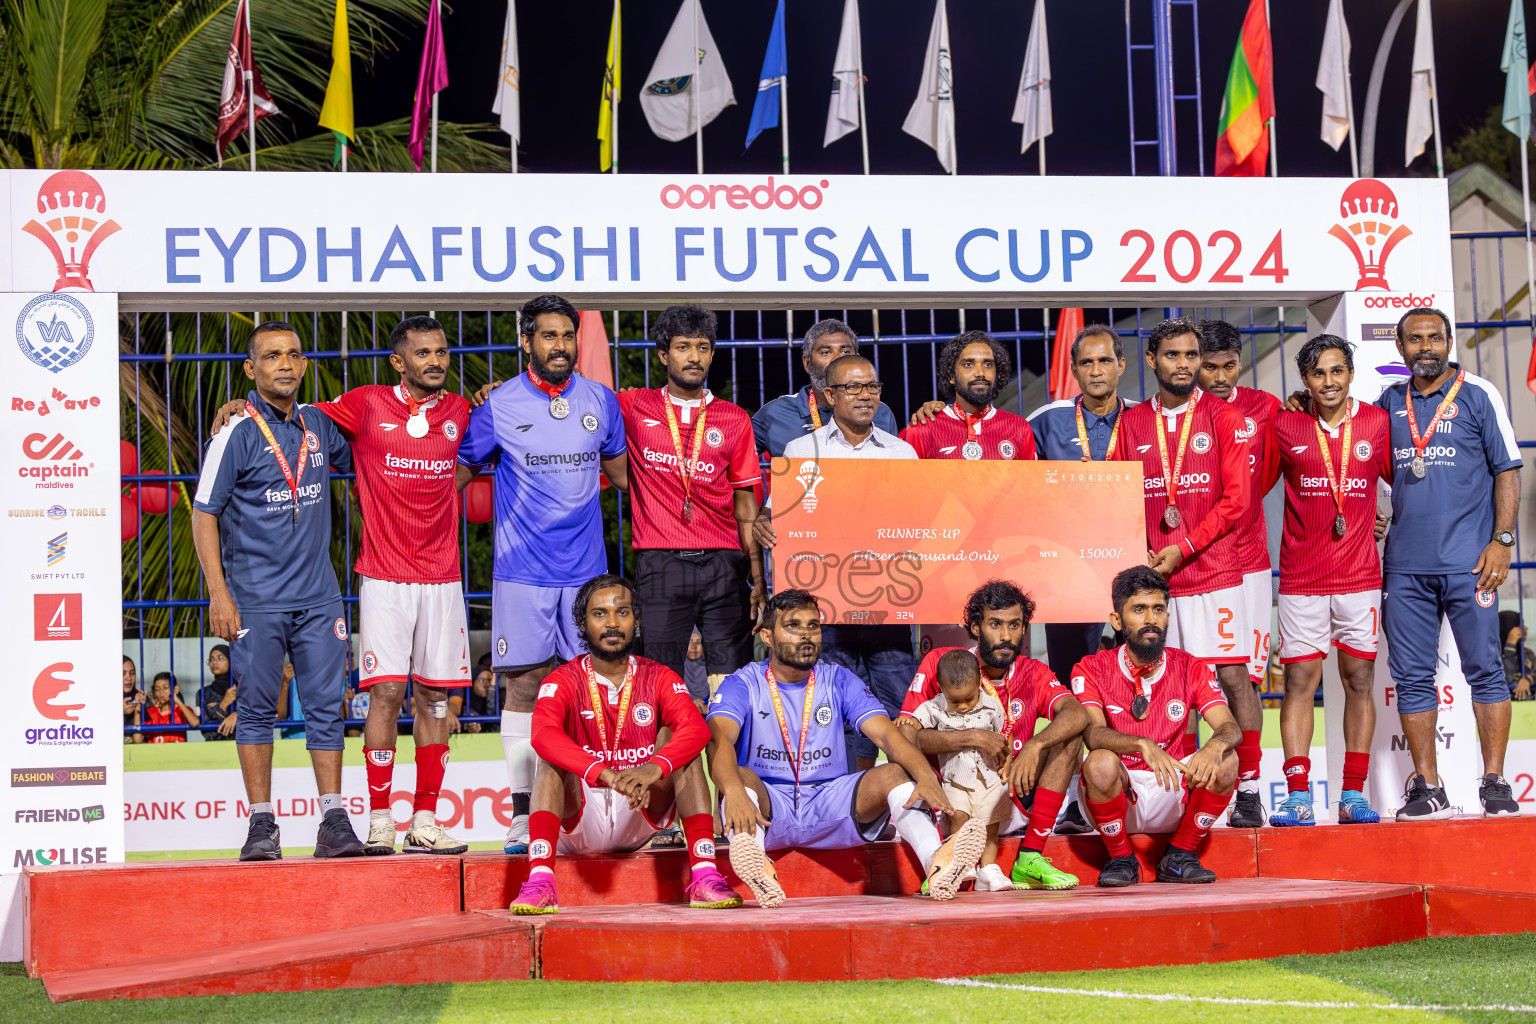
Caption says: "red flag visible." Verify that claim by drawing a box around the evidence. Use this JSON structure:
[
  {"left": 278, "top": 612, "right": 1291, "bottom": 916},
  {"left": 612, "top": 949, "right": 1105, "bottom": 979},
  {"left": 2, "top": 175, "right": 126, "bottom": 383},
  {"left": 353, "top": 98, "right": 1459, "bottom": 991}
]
[
  {"left": 1526, "top": 338, "right": 1536, "bottom": 395},
  {"left": 576, "top": 310, "right": 615, "bottom": 390},
  {"left": 215, "top": 0, "right": 280, "bottom": 164},
  {"left": 1214, "top": 0, "right": 1273, "bottom": 177},
  {"left": 1048, "top": 308, "right": 1084, "bottom": 401},
  {"left": 409, "top": 0, "right": 450, "bottom": 172}
]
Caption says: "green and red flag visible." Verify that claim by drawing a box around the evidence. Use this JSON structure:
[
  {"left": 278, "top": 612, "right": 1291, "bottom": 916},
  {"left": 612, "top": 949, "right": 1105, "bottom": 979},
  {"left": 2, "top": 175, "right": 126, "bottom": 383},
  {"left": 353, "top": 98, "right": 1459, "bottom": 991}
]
[{"left": 1215, "top": 0, "right": 1274, "bottom": 177}]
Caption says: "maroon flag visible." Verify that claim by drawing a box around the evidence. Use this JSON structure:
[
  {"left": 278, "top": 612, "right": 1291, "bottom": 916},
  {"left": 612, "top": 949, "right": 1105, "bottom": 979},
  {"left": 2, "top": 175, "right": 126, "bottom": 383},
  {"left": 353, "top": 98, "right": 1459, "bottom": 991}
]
[
  {"left": 408, "top": 0, "right": 450, "bottom": 171},
  {"left": 215, "top": 0, "right": 280, "bottom": 164}
]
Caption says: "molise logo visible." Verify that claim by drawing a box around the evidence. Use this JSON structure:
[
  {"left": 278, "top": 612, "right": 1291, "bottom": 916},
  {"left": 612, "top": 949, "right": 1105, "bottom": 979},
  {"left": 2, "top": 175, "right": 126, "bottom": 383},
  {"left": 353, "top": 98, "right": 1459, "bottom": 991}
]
[
  {"left": 15, "top": 294, "right": 95, "bottom": 376},
  {"left": 659, "top": 177, "right": 829, "bottom": 211},
  {"left": 14, "top": 846, "right": 108, "bottom": 868},
  {"left": 1328, "top": 179, "right": 1413, "bottom": 291},
  {"left": 20, "top": 170, "right": 121, "bottom": 293}
]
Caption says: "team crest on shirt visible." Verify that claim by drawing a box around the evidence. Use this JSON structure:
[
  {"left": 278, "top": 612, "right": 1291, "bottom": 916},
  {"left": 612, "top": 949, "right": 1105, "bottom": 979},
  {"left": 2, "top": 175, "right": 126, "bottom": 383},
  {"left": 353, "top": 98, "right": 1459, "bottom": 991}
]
[
  {"left": 581, "top": 413, "right": 599, "bottom": 433},
  {"left": 1190, "top": 432, "right": 1212, "bottom": 454},
  {"left": 1240, "top": 417, "right": 1257, "bottom": 439},
  {"left": 304, "top": 431, "right": 321, "bottom": 451},
  {"left": 362, "top": 651, "right": 377, "bottom": 674},
  {"left": 632, "top": 702, "right": 655, "bottom": 726},
  {"left": 444, "top": 420, "right": 458, "bottom": 440},
  {"left": 814, "top": 703, "right": 834, "bottom": 727},
  {"left": 1440, "top": 401, "right": 1459, "bottom": 420},
  {"left": 333, "top": 618, "right": 348, "bottom": 640},
  {"left": 999, "top": 440, "right": 1016, "bottom": 460},
  {"left": 1009, "top": 698, "right": 1025, "bottom": 720},
  {"left": 1477, "top": 589, "right": 1497, "bottom": 607},
  {"left": 1353, "top": 440, "right": 1372, "bottom": 460},
  {"left": 1165, "top": 698, "right": 1188, "bottom": 722},
  {"left": 1071, "top": 675, "right": 1086, "bottom": 694},
  {"left": 704, "top": 427, "right": 724, "bottom": 448},
  {"left": 538, "top": 682, "right": 558, "bottom": 699},
  {"left": 497, "top": 637, "right": 508, "bottom": 658},
  {"left": 528, "top": 839, "right": 552, "bottom": 860}
]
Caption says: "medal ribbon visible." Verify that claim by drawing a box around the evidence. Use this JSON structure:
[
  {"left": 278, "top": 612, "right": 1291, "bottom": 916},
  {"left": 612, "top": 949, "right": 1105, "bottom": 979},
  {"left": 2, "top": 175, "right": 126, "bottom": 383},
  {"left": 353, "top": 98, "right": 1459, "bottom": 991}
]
[
  {"left": 527, "top": 366, "right": 573, "bottom": 398},
  {"left": 807, "top": 390, "right": 823, "bottom": 429},
  {"left": 766, "top": 666, "right": 816, "bottom": 788},
  {"left": 979, "top": 671, "right": 1013, "bottom": 733},
  {"left": 954, "top": 403, "right": 988, "bottom": 446},
  {"left": 1313, "top": 401, "right": 1354, "bottom": 525},
  {"left": 583, "top": 655, "right": 636, "bottom": 759},
  {"left": 1075, "top": 397, "right": 1126, "bottom": 460},
  {"left": 1119, "top": 645, "right": 1163, "bottom": 702},
  {"left": 1405, "top": 368, "right": 1465, "bottom": 460},
  {"left": 660, "top": 389, "right": 709, "bottom": 515},
  {"left": 1154, "top": 389, "right": 1201, "bottom": 517},
  {"left": 396, "top": 382, "right": 436, "bottom": 420},
  {"left": 244, "top": 401, "right": 312, "bottom": 522}
]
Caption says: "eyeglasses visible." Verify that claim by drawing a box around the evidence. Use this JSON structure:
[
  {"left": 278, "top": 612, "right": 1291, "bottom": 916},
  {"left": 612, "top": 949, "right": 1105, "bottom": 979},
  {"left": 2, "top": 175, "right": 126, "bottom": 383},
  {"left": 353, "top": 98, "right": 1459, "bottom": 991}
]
[{"left": 828, "top": 382, "right": 883, "bottom": 397}]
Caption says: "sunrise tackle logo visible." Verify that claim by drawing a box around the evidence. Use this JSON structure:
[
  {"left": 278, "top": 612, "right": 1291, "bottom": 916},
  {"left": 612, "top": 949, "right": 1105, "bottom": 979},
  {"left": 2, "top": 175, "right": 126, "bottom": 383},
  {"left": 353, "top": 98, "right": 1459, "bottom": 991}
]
[
  {"left": 1328, "top": 179, "right": 1413, "bottom": 291},
  {"left": 21, "top": 170, "right": 121, "bottom": 293}
]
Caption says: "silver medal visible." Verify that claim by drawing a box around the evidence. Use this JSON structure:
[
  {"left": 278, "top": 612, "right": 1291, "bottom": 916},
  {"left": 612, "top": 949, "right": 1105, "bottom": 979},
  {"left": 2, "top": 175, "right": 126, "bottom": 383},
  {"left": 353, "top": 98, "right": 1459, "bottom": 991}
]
[
  {"left": 406, "top": 413, "right": 429, "bottom": 438},
  {"left": 1410, "top": 455, "right": 1426, "bottom": 479},
  {"left": 962, "top": 440, "right": 983, "bottom": 460},
  {"left": 550, "top": 396, "right": 570, "bottom": 420}
]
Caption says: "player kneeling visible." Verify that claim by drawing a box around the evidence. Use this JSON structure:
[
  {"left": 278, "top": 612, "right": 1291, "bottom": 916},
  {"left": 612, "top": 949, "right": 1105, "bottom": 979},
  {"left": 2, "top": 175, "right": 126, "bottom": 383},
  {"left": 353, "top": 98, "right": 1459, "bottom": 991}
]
[
  {"left": 507, "top": 575, "right": 741, "bottom": 915},
  {"left": 1075, "top": 567, "right": 1241, "bottom": 887},
  {"left": 708, "top": 590, "right": 976, "bottom": 907}
]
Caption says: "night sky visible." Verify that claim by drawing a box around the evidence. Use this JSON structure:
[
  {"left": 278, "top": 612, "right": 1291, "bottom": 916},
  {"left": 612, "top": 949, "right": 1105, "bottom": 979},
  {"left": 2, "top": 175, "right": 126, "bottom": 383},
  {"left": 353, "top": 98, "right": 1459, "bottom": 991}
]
[{"left": 353, "top": 0, "right": 1517, "bottom": 179}]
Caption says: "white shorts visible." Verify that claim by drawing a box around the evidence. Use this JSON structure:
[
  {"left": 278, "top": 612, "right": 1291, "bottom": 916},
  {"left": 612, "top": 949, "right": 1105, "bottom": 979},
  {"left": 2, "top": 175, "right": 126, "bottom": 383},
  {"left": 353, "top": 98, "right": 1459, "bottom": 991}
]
[
  {"left": 1165, "top": 583, "right": 1248, "bottom": 666},
  {"left": 357, "top": 577, "right": 471, "bottom": 690},
  {"left": 1277, "top": 590, "right": 1381, "bottom": 665},
  {"left": 1081, "top": 755, "right": 1235, "bottom": 834},
  {"left": 557, "top": 780, "right": 676, "bottom": 855},
  {"left": 1241, "top": 571, "right": 1274, "bottom": 683}
]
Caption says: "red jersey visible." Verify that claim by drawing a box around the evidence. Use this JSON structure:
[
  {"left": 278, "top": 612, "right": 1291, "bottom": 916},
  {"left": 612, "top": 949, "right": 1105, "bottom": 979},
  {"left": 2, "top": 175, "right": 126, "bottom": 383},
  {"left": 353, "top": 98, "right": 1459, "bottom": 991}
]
[
  {"left": 143, "top": 704, "right": 187, "bottom": 742},
  {"left": 618, "top": 389, "right": 759, "bottom": 550},
  {"left": 1070, "top": 645, "right": 1227, "bottom": 771},
  {"left": 1226, "top": 387, "right": 1282, "bottom": 575},
  {"left": 531, "top": 654, "right": 709, "bottom": 785},
  {"left": 1275, "top": 400, "right": 1394, "bottom": 596},
  {"left": 899, "top": 645, "right": 1069, "bottom": 744},
  {"left": 316, "top": 384, "right": 470, "bottom": 584},
  {"left": 899, "top": 403, "right": 1038, "bottom": 461},
  {"left": 1117, "top": 390, "right": 1250, "bottom": 597}
]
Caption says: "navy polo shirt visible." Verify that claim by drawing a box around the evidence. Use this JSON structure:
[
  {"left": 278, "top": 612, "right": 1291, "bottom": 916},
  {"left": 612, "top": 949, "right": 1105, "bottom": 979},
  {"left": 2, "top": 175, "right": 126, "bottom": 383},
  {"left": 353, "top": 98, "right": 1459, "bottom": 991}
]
[
  {"left": 193, "top": 390, "right": 352, "bottom": 613},
  {"left": 751, "top": 385, "right": 900, "bottom": 456},
  {"left": 1027, "top": 397, "right": 1133, "bottom": 461},
  {"left": 1378, "top": 365, "right": 1523, "bottom": 576}
]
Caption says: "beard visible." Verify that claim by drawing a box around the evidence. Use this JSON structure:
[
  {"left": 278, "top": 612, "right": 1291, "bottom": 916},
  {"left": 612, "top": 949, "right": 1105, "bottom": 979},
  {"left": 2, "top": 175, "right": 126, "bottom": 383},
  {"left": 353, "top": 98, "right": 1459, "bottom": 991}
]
[
  {"left": 957, "top": 376, "right": 999, "bottom": 408},
  {"left": 406, "top": 368, "right": 446, "bottom": 396},
  {"left": 587, "top": 631, "right": 636, "bottom": 660},
  {"left": 1410, "top": 352, "right": 1448, "bottom": 380},
  {"left": 1155, "top": 370, "right": 1195, "bottom": 398},
  {"left": 532, "top": 349, "right": 574, "bottom": 387},
  {"left": 668, "top": 364, "right": 706, "bottom": 392},
  {"left": 774, "top": 638, "right": 819, "bottom": 671},
  {"left": 1125, "top": 624, "right": 1168, "bottom": 664},
  {"left": 977, "top": 634, "right": 1019, "bottom": 671},
  {"left": 807, "top": 362, "right": 830, "bottom": 394}
]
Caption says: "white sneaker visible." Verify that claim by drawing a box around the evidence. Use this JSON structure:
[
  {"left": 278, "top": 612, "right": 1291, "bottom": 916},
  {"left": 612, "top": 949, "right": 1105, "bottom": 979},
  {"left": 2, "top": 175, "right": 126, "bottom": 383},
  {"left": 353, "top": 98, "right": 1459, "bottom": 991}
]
[
  {"left": 363, "top": 816, "right": 396, "bottom": 856},
  {"left": 504, "top": 813, "right": 530, "bottom": 854},
  {"left": 404, "top": 821, "right": 469, "bottom": 855},
  {"left": 974, "top": 863, "right": 1013, "bottom": 891}
]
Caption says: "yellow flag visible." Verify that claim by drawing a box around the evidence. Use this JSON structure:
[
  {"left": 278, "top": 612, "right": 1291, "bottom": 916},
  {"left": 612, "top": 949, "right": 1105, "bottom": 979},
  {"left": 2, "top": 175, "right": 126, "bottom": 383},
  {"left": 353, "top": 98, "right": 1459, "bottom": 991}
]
[
  {"left": 598, "top": 0, "right": 621, "bottom": 171},
  {"left": 318, "top": 0, "right": 354, "bottom": 163}
]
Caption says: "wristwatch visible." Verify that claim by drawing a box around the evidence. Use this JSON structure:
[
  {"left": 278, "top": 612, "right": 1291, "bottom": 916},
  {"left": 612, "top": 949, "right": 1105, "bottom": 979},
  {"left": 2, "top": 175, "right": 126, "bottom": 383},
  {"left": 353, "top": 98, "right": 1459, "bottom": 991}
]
[{"left": 1495, "top": 530, "right": 1516, "bottom": 547}]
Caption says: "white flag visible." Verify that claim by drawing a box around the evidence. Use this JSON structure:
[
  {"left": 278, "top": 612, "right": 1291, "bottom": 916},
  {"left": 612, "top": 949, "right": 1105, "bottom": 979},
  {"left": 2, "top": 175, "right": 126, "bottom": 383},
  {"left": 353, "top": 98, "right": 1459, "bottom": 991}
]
[
  {"left": 824, "top": 0, "right": 863, "bottom": 147},
  {"left": 1011, "top": 0, "right": 1052, "bottom": 155},
  {"left": 491, "top": 0, "right": 520, "bottom": 142},
  {"left": 902, "top": 0, "right": 956, "bottom": 173},
  {"left": 640, "top": 0, "right": 736, "bottom": 143},
  {"left": 1316, "top": 0, "right": 1353, "bottom": 151},
  {"left": 1405, "top": 0, "right": 1436, "bottom": 166}
]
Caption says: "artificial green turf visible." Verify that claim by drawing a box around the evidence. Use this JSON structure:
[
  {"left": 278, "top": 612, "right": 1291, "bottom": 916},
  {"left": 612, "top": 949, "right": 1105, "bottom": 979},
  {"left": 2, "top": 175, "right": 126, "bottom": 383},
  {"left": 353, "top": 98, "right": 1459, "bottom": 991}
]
[{"left": 5, "top": 933, "right": 1533, "bottom": 1023}]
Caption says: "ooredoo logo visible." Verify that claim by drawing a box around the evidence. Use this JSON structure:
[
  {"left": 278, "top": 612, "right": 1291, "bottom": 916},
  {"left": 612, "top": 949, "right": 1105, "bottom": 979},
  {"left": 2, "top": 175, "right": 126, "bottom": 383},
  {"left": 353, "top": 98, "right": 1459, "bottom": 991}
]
[
  {"left": 1329, "top": 179, "right": 1413, "bottom": 291},
  {"left": 659, "top": 177, "right": 829, "bottom": 211},
  {"left": 21, "top": 431, "right": 91, "bottom": 488},
  {"left": 32, "top": 662, "right": 83, "bottom": 721},
  {"left": 1361, "top": 293, "right": 1438, "bottom": 309},
  {"left": 21, "top": 170, "right": 121, "bottom": 293}
]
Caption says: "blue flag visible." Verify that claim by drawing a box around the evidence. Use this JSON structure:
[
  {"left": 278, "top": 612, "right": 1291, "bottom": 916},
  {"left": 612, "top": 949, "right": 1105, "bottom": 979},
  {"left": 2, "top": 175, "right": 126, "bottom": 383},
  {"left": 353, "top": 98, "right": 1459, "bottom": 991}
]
[
  {"left": 1502, "top": 0, "right": 1531, "bottom": 141},
  {"left": 745, "top": 0, "right": 786, "bottom": 150}
]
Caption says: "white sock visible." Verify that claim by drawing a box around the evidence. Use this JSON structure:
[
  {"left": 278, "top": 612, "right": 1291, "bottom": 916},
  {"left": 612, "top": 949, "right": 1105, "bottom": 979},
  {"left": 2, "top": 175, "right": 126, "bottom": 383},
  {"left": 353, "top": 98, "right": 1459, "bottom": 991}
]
[
  {"left": 887, "top": 781, "right": 942, "bottom": 871},
  {"left": 529, "top": 865, "right": 554, "bottom": 878},
  {"left": 726, "top": 788, "right": 767, "bottom": 850},
  {"left": 370, "top": 808, "right": 392, "bottom": 823},
  {"left": 319, "top": 793, "right": 344, "bottom": 815},
  {"left": 501, "top": 710, "right": 535, "bottom": 797},
  {"left": 250, "top": 801, "right": 273, "bottom": 817},
  {"left": 1239, "top": 778, "right": 1260, "bottom": 796},
  {"left": 411, "top": 809, "right": 435, "bottom": 829}
]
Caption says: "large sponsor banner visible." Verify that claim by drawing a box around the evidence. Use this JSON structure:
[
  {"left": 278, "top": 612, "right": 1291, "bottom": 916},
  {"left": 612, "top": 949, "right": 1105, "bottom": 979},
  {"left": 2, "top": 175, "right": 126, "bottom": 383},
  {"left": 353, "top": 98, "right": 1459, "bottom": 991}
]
[
  {"left": 770, "top": 458, "right": 1145, "bottom": 624},
  {"left": 0, "top": 292, "right": 123, "bottom": 959},
  {"left": 0, "top": 171, "right": 1450, "bottom": 309}
]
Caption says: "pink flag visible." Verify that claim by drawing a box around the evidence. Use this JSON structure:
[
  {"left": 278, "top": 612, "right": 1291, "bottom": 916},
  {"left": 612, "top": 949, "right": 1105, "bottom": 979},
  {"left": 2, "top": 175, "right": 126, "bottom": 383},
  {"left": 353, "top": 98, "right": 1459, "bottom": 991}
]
[
  {"left": 408, "top": 0, "right": 450, "bottom": 171},
  {"left": 576, "top": 311, "right": 615, "bottom": 390},
  {"left": 215, "top": 0, "right": 280, "bottom": 164}
]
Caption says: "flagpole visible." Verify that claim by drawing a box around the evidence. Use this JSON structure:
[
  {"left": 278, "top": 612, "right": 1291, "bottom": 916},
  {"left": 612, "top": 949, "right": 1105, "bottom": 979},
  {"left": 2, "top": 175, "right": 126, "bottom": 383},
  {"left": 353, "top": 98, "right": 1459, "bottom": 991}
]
[
  {"left": 693, "top": 0, "right": 703, "bottom": 173},
  {"left": 856, "top": 56, "right": 870, "bottom": 174},
  {"left": 246, "top": 0, "right": 256, "bottom": 171},
  {"left": 780, "top": 28, "right": 791, "bottom": 174},
  {"left": 1265, "top": 0, "right": 1278, "bottom": 176},
  {"left": 430, "top": 0, "right": 440, "bottom": 173},
  {"left": 1426, "top": 0, "right": 1443, "bottom": 178},
  {"left": 1522, "top": 141, "right": 1536, "bottom": 335},
  {"left": 1338, "top": 0, "right": 1359, "bottom": 178},
  {"left": 611, "top": 0, "right": 620, "bottom": 174}
]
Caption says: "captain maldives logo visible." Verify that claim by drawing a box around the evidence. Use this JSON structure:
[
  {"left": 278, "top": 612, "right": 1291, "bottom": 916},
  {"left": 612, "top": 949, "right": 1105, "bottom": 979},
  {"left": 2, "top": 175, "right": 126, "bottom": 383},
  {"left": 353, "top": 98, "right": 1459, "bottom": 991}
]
[{"left": 1328, "top": 179, "right": 1413, "bottom": 291}]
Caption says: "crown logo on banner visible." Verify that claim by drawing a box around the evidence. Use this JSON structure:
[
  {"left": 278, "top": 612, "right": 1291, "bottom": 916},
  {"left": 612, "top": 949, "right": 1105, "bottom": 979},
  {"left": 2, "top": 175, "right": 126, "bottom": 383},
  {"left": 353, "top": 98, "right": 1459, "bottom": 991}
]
[
  {"left": 1327, "top": 179, "right": 1413, "bottom": 291},
  {"left": 21, "top": 170, "right": 121, "bottom": 293}
]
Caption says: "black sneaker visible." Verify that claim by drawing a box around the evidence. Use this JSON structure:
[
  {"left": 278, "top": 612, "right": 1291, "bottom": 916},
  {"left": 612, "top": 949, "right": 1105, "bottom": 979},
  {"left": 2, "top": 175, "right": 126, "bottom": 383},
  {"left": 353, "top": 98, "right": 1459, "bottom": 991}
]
[
  {"left": 1227, "top": 789, "right": 1265, "bottom": 828},
  {"left": 314, "top": 808, "right": 365, "bottom": 857},
  {"left": 1053, "top": 801, "right": 1094, "bottom": 835},
  {"left": 1097, "top": 854, "right": 1141, "bottom": 888},
  {"left": 239, "top": 812, "right": 281, "bottom": 861},
  {"left": 1156, "top": 845, "right": 1217, "bottom": 884},
  {"left": 1480, "top": 773, "right": 1520, "bottom": 817},
  {"left": 1396, "top": 774, "right": 1453, "bottom": 821}
]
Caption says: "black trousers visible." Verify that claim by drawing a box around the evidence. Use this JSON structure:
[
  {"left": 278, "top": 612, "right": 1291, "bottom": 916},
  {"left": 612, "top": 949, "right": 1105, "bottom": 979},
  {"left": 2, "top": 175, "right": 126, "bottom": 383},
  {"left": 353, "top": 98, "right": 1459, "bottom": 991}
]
[
  {"left": 1043, "top": 621, "right": 1110, "bottom": 685},
  {"left": 635, "top": 548, "right": 753, "bottom": 680}
]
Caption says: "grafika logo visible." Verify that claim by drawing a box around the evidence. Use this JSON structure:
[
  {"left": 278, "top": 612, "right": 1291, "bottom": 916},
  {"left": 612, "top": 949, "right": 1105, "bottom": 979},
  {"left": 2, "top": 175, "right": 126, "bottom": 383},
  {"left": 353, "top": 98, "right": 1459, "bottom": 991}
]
[
  {"left": 21, "top": 170, "right": 121, "bottom": 293},
  {"left": 1328, "top": 179, "right": 1412, "bottom": 291}
]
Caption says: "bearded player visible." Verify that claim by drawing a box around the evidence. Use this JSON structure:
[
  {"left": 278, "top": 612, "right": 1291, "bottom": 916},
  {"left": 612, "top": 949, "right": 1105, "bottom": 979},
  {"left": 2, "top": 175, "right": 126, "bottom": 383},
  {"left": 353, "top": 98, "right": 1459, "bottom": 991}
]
[
  {"left": 1116, "top": 317, "right": 1261, "bottom": 828},
  {"left": 507, "top": 575, "right": 741, "bottom": 914},
  {"left": 1075, "top": 566, "right": 1240, "bottom": 887},
  {"left": 900, "top": 331, "right": 1037, "bottom": 461},
  {"left": 708, "top": 590, "right": 975, "bottom": 906},
  {"left": 1269, "top": 336, "right": 1393, "bottom": 826},
  {"left": 210, "top": 315, "right": 477, "bottom": 854},
  {"left": 897, "top": 580, "right": 1088, "bottom": 891}
]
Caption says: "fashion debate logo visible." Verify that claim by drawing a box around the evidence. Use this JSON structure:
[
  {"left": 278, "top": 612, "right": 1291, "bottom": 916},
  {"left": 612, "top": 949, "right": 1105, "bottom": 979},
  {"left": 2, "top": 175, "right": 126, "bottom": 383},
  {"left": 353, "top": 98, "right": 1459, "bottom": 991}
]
[
  {"left": 21, "top": 170, "right": 121, "bottom": 293},
  {"left": 1328, "top": 179, "right": 1413, "bottom": 290},
  {"left": 33, "top": 662, "right": 84, "bottom": 721},
  {"left": 10, "top": 765, "right": 106, "bottom": 787}
]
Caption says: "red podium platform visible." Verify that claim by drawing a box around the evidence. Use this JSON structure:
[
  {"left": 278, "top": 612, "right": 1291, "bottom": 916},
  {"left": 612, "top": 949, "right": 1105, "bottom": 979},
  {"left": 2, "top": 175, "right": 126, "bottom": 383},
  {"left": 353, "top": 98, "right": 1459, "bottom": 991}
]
[{"left": 22, "top": 816, "right": 1536, "bottom": 1000}]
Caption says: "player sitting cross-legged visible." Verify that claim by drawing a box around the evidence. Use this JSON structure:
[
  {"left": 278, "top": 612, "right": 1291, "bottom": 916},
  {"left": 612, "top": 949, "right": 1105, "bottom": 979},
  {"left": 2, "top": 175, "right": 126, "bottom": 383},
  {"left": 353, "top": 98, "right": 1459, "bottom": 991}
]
[
  {"left": 507, "top": 575, "right": 741, "bottom": 914},
  {"left": 1075, "top": 566, "right": 1241, "bottom": 887}
]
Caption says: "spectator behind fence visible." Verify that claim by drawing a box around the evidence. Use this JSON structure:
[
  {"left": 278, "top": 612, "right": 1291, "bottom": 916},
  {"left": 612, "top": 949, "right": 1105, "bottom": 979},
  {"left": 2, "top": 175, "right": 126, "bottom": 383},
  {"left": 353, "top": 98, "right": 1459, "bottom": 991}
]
[
  {"left": 144, "top": 672, "right": 199, "bottom": 743},
  {"left": 1501, "top": 611, "right": 1535, "bottom": 701},
  {"left": 123, "top": 656, "right": 145, "bottom": 744},
  {"left": 202, "top": 644, "right": 235, "bottom": 739},
  {"left": 278, "top": 661, "right": 306, "bottom": 740},
  {"left": 684, "top": 629, "right": 709, "bottom": 708},
  {"left": 465, "top": 668, "right": 498, "bottom": 733}
]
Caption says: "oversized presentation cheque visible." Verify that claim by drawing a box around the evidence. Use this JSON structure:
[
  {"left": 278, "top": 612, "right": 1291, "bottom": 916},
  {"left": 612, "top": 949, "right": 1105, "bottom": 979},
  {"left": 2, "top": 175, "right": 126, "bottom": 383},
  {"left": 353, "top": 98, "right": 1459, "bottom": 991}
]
[{"left": 769, "top": 458, "right": 1147, "bottom": 625}]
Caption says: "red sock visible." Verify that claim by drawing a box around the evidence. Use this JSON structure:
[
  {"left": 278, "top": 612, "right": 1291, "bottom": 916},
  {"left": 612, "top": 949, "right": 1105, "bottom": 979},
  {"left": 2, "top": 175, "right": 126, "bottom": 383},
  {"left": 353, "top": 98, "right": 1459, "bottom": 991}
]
[
  {"left": 1179, "top": 728, "right": 1199, "bottom": 758},
  {"left": 528, "top": 810, "right": 560, "bottom": 875},
  {"left": 1283, "top": 756, "right": 1311, "bottom": 794},
  {"left": 1022, "top": 788, "right": 1065, "bottom": 853},
  {"left": 1342, "top": 752, "right": 1370, "bottom": 792},
  {"left": 413, "top": 744, "right": 449, "bottom": 816},
  {"left": 1086, "top": 794, "right": 1132, "bottom": 858},
  {"left": 364, "top": 748, "right": 394, "bottom": 812},
  {"left": 681, "top": 814, "right": 717, "bottom": 872},
  {"left": 1238, "top": 730, "right": 1262, "bottom": 783},
  {"left": 1170, "top": 788, "right": 1230, "bottom": 852}
]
